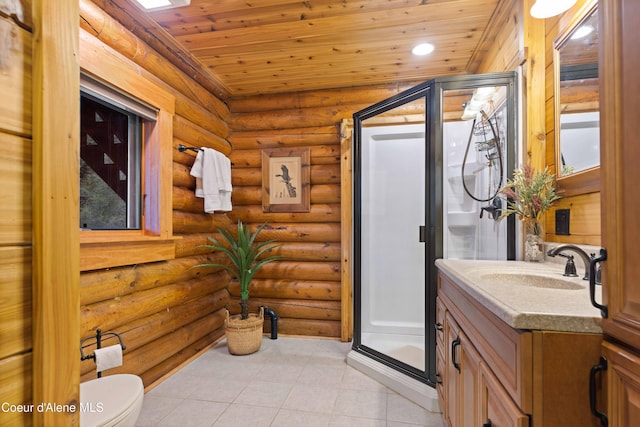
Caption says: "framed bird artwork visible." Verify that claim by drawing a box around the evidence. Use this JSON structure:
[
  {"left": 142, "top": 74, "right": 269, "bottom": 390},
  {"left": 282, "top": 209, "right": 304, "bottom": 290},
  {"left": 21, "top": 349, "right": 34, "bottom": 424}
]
[{"left": 262, "top": 147, "right": 310, "bottom": 212}]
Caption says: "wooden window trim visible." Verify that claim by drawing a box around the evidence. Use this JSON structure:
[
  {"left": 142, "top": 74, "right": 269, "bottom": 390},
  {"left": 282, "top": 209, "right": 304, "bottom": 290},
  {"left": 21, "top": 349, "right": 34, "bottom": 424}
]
[{"left": 79, "top": 29, "right": 176, "bottom": 271}]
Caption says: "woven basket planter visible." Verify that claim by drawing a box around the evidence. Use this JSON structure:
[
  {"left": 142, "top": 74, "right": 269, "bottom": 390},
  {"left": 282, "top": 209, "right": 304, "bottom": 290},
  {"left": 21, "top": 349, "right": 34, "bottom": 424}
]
[{"left": 224, "top": 307, "right": 264, "bottom": 355}]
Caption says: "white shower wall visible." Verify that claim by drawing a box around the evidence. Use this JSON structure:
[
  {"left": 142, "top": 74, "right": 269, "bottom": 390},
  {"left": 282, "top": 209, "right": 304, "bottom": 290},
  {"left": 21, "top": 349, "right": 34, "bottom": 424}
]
[
  {"left": 442, "top": 117, "right": 508, "bottom": 260},
  {"left": 360, "top": 124, "right": 426, "bottom": 344}
]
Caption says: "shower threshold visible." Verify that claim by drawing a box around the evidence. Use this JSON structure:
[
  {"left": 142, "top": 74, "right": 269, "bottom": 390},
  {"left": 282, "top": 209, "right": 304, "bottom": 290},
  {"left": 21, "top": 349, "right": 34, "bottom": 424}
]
[{"left": 346, "top": 350, "right": 441, "bottom": 413}]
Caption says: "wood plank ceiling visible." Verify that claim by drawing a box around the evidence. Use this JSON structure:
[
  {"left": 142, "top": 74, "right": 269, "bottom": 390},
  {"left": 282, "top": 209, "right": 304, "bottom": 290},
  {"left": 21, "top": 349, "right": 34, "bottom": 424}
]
[{"left": 106, "top": 0, "right": 503, "bottom": 98}]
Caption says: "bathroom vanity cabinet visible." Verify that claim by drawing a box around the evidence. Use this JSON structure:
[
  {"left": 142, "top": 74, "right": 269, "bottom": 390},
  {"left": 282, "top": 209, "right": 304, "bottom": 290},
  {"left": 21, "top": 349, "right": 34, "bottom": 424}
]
[{"left": 436, "top": 271, "right": 603, "bottom": 427}]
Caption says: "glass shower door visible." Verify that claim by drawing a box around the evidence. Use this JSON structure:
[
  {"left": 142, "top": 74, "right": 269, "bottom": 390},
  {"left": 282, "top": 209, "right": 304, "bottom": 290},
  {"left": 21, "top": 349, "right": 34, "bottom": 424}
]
[
  {"left": 357, "top": 96, "right": 427, "bottom": 374},
  {"left": 352, "top": 72, "right": 517, "bottom": 388}
]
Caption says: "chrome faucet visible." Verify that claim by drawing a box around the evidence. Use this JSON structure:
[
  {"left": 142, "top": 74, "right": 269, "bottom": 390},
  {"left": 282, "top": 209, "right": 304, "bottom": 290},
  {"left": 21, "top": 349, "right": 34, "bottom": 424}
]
[{"left": 547, "top": 244, "right": 592, "bottom": 281}]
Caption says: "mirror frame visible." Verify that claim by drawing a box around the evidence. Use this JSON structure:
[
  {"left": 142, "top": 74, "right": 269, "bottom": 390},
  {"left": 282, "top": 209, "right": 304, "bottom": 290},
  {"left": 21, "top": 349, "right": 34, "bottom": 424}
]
[{"left": 553, "top": 0, "right": 600, "bottom": 197}]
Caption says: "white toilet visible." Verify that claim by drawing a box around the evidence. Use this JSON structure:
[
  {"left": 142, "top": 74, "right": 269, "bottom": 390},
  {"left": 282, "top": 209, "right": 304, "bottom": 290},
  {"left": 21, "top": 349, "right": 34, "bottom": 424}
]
[{"left": 80, "top": 374, "right": 144, "bottom": 427}]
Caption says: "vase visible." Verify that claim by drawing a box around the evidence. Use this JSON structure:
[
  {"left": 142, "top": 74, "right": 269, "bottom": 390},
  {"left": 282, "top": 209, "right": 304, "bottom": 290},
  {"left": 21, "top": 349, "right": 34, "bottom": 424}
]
[{"left": 524, "top": 221, "right": 545, "bottom": 262}]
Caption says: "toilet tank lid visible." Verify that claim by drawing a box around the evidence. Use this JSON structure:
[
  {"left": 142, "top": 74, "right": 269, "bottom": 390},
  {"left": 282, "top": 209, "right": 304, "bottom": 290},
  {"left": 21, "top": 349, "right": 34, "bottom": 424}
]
[{"left": 80, "top": 374, "right": 143, "bottom": 425}]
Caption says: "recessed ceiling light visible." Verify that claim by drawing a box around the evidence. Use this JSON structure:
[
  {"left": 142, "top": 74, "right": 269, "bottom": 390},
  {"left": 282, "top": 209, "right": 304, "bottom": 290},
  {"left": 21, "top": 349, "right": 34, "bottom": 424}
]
[
  {"left": 412, "top": 43, "right": 435, "bottom": 56},
  {"left": 571, "top": 25, "right": 594, "bottom": 40},
  {"left": 135, "top": 0, "right": 190, "bottom": 10}
]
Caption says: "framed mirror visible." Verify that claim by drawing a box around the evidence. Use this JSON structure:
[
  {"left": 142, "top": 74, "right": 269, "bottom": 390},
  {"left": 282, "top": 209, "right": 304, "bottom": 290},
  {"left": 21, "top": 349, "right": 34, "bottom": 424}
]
[{"left": 554, "top": 0, "right": 599, "bottom": 196}]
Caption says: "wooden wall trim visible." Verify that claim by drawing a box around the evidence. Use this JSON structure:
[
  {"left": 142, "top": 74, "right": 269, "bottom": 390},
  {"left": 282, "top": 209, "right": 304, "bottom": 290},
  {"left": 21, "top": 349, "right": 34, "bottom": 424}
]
[
  {"left": 340, "top": 119, "right": 353, "bottom": 342},
  {"left": 80, "top": 239, "right": 176, "bottom": 272},
  {"left": 31, "top": 0, "right": 80, "bottom": 425},
  {"left": 523, "top": 0, "right": 547, "bottom": 170}
]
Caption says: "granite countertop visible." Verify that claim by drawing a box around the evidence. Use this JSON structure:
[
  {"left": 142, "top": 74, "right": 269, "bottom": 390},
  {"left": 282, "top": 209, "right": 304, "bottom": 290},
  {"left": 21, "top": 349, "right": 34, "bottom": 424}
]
[{"left": 435, "top": 259, "right": 603, "bottom": 334}]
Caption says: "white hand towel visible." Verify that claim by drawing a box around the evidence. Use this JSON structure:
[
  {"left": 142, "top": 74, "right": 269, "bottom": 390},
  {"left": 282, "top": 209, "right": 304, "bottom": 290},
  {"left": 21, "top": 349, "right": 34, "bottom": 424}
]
[
  {"left": 213, "top": 150, "right": 232, "bottom": 211},
  {"left": 189, "top": 147, "right": 232, "bottom": 213},
  {"left": 94, "top": 344, "right": 123, "bottom": 373},
  {"left": 190, "top": 150, "right": 205, "bottom": 197}
]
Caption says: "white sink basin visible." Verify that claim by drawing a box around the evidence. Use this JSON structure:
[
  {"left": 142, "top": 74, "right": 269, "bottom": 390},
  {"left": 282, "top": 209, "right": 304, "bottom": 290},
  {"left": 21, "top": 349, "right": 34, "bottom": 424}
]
[
  {"left": 435, "top": 259, "right": 602, "bottom": 333},
  {"left": 479, "top": 272, "right": 584, "bottom": 290}
]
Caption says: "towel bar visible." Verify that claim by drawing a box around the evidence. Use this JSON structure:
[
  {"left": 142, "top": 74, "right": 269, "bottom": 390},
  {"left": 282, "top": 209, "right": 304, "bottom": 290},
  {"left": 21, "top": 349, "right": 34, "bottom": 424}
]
[{"left": 177, "top": 144, "right": 235, "bottom": 165}]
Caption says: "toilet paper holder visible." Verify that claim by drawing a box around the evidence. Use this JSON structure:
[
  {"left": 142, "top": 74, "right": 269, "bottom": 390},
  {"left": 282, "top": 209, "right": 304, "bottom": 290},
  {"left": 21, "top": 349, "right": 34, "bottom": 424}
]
[{"left": 80, "top": 328, "right": 126, "bottom": 378}]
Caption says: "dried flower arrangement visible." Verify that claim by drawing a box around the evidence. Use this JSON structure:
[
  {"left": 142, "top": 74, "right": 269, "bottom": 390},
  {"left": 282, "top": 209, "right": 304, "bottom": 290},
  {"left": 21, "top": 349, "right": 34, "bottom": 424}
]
[
  {"left": 499, "top": 164, "right": 561, "bottom": 261},
  {"left": 499, "top": 164, "right": 561, "bottom": 225}
]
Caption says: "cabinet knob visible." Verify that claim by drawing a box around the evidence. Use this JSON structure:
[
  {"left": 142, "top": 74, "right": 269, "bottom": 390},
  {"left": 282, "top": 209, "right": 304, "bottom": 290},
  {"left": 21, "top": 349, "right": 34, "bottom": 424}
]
[
  {"left": 482, "top": 419, "right": 492, "bottom": 427},
  {"left": 435, "top": 373, "right": 443, "bottom": 385}
]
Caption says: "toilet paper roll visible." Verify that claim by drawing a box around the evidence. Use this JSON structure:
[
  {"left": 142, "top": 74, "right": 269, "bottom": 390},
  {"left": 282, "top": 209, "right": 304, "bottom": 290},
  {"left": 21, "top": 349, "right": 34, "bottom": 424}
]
[{"left": 94, "top": 344, "right": 123, "bottom": 373}]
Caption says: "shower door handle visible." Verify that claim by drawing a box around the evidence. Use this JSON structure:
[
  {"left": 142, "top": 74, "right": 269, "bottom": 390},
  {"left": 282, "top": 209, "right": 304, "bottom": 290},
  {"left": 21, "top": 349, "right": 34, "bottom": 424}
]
[{"left": 419, "top": 226, "right": 426, "bottom": 243}]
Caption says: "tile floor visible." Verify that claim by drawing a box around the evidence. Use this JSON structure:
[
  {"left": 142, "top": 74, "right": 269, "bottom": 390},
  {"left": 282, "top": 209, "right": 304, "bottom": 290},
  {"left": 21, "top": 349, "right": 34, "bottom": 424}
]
[{"left": 136, "top": 337, "right": 445, "bottom": 426}]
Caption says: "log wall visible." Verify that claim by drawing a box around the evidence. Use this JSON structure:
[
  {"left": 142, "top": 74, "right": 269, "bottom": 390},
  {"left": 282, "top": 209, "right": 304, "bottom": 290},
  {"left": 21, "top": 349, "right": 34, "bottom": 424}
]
[
  {"left": 221, "top": 0, "right": 532, "bottom": 340},
  {"left": 0, "top": 2, "right": 33, "bottom": 424},
  {"left": 225, "top": 84, "right": 421, "bottom": 339},
  {"left": 78, "top": 0, "right": 234, "bottom": 387}
]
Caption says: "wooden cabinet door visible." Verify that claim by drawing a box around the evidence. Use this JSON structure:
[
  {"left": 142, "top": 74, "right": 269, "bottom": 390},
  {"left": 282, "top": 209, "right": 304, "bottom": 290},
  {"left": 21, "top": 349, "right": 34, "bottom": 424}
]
[
  {"left": 460, "top": 330, "right": 481, "bottom": 427},
  {"left": 443, "top": 310, "right": 482, "bottom": 427},
  {"left": 601, "top": 341, "right": 640, "bottom": 427},
  {"left": 600, "top": 0, "right": 640, "bottom": 348},
  {"left": 480, "top": 364, "right": 529, "bottom": 427},
  {"left": 445, "top": 312, "right": 461, "bottom": 427}
]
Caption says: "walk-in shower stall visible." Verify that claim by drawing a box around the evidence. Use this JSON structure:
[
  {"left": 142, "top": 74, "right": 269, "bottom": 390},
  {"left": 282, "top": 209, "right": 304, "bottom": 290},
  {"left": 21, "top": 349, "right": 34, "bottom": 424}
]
[{"left": 347, "top": 73, "right": 518, "bottom": 409}]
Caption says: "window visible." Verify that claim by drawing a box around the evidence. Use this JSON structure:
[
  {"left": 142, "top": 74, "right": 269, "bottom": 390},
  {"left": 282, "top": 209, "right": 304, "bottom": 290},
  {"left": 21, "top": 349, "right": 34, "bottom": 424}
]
[
  {"left": 79, "top": 33, "right": 176, "bottom": 271},
  {"left": 80, "top": 91, "right": 143, "bottom": 230}
]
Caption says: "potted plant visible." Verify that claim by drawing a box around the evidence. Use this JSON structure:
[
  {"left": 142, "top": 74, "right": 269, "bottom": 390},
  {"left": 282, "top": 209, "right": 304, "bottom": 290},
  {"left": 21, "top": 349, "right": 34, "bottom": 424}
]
[
  {"left": 499, "top": 164, "right": 560, "bottom": 261},
  {"left": 198, "top": 221, "right": 282, "bottom": 354}
]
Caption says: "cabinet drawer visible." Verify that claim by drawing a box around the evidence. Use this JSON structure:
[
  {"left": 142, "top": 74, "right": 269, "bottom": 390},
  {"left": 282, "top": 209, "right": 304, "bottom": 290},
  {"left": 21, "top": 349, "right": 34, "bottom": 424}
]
[{"left": 438, "top": 274, "right": 533, "bottom": 412}]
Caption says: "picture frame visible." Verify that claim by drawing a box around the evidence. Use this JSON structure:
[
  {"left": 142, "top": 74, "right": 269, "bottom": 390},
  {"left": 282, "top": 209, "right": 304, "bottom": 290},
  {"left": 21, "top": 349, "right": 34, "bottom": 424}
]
[{"left": 261, "top": 147, "right": 310, "bottom": 213}]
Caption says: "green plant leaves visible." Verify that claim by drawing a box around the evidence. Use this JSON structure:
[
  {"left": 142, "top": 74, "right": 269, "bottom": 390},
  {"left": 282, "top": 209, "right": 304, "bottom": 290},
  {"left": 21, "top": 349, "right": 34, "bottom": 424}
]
[{"left": 195, "top": 221, "right": 283, "bottom": 305}]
